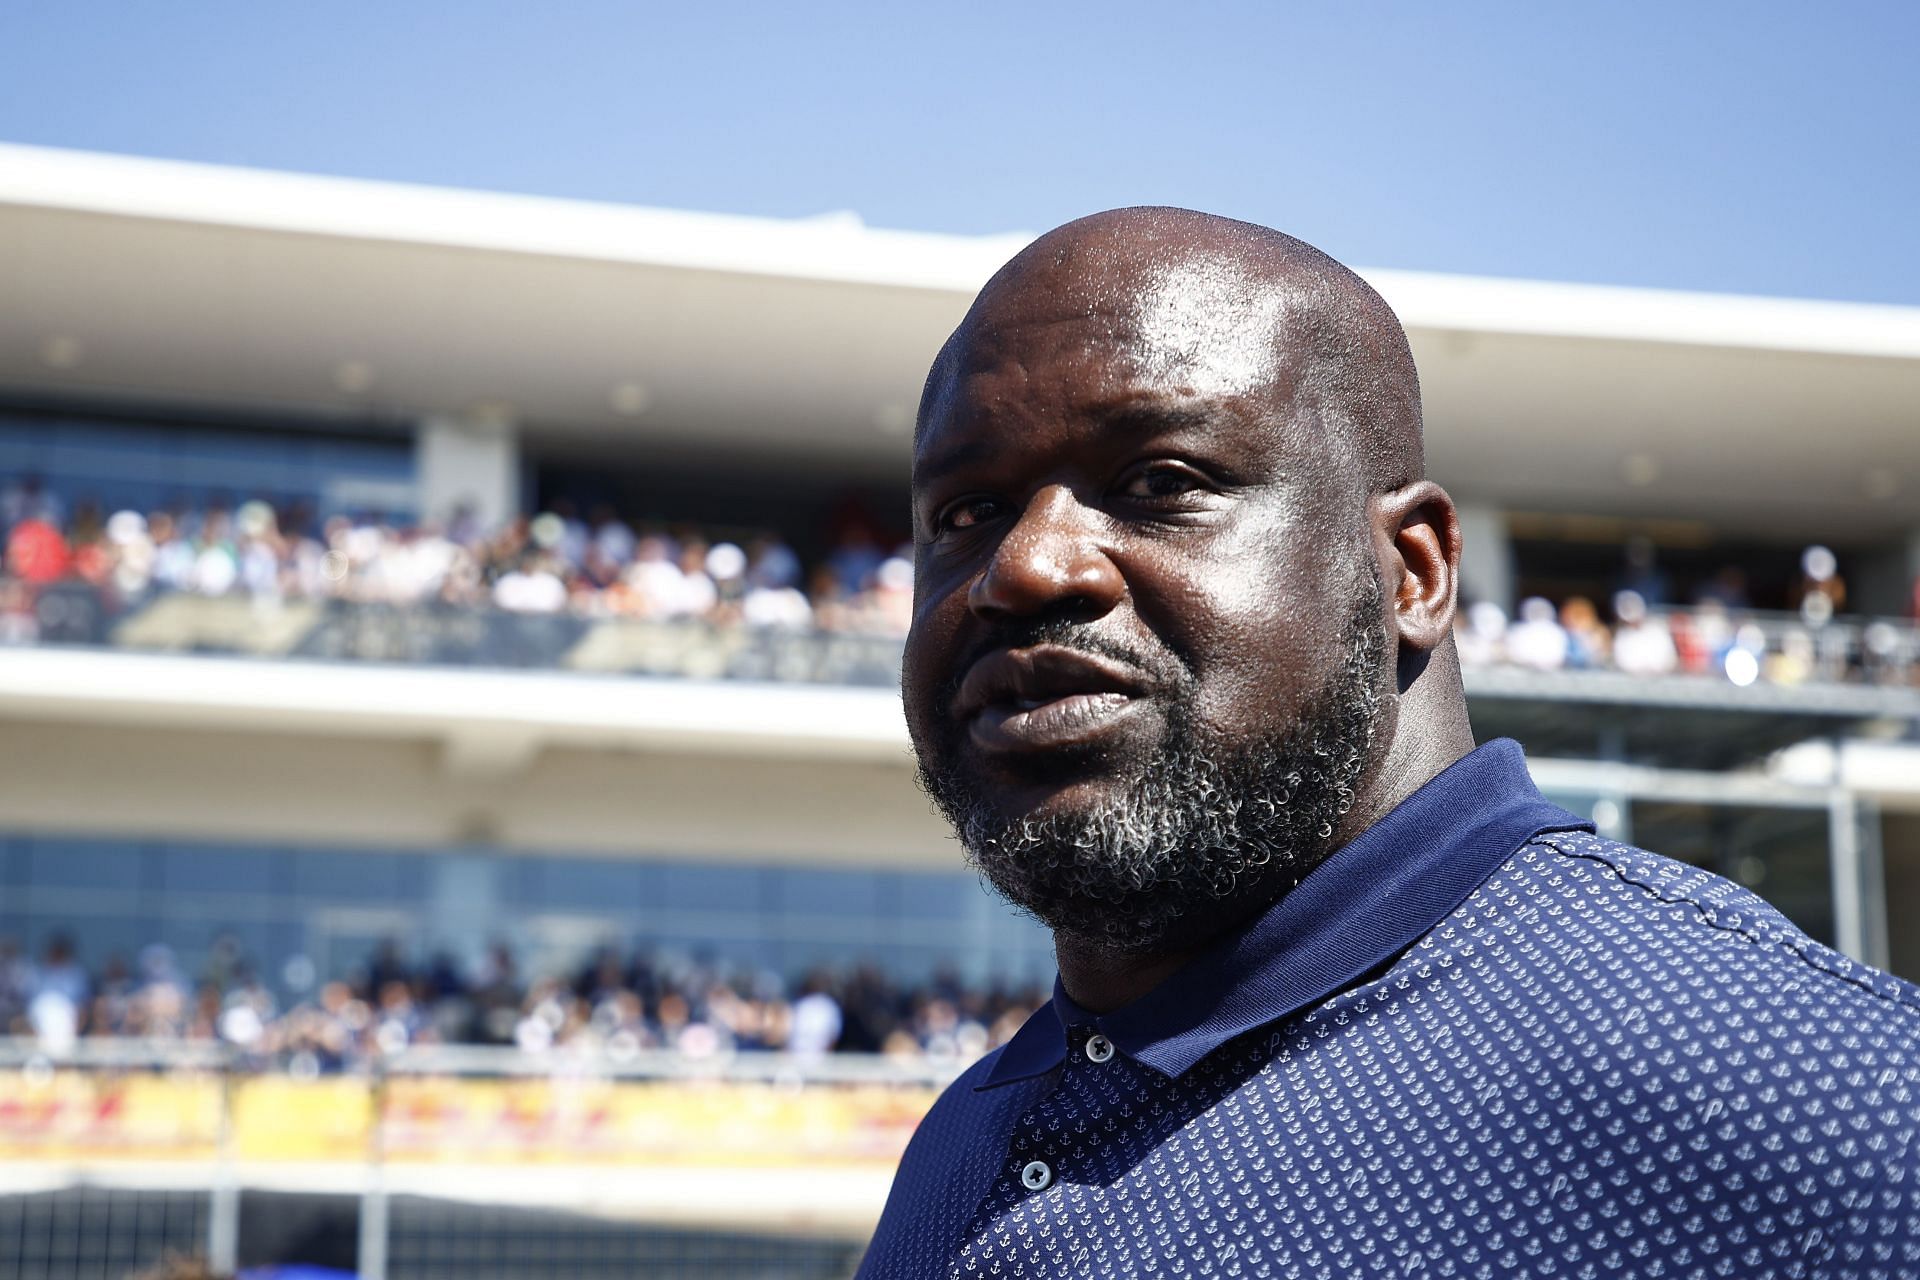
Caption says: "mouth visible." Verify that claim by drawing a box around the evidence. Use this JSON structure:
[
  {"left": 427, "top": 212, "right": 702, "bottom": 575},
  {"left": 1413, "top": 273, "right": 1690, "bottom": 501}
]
[{"left": 953, "top": 645, "right": 1153, "bottom": 755}]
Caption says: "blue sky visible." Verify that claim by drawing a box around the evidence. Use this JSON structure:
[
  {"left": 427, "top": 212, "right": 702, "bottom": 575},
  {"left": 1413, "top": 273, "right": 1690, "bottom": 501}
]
[{"left": 2, "top": 2, "right": 1915, "bottom": 303}]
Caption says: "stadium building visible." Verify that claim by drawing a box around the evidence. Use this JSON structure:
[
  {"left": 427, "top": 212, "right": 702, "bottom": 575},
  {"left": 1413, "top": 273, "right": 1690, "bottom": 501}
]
[{"left": 2, "top": 142, "right": 1919, "bottom": 1277}]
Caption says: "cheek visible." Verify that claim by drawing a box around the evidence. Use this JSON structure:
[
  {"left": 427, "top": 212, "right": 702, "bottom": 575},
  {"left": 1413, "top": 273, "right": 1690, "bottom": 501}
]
[
  {"left": 902, "top": 582, "right": 969, "bottom": 721},
  {"left": 1163, "top": 517, "right": 1355, "bottom": 735}
]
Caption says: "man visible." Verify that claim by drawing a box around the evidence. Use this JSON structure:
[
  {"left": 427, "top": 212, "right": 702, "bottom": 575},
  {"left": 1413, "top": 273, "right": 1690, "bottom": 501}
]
[{"left": 859, "top": 208, "right": 1920, "bottom": 1277}]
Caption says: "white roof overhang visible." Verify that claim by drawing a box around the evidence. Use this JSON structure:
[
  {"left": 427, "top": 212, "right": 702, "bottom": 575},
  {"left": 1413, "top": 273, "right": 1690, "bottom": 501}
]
[{"left": 3, "top": 143, "right": 1918, "bottom": 539}]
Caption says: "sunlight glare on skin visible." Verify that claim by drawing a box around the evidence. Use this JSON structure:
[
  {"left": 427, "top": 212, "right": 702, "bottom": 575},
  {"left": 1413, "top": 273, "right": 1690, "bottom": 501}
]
[{"left": 1127, "top": 256, "right": 1293, "bottom": 400}]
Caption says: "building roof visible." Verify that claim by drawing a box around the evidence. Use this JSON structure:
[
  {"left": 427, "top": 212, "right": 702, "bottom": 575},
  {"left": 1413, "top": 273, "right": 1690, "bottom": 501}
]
[{"left": 4, "top": 142, "right": 1918, "bottom": 540}]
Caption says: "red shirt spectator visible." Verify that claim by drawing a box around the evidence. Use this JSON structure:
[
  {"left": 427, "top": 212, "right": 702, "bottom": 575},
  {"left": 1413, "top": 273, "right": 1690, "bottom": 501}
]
[{"left": 5, "top": 517, "right": 70, "bottom": 584}]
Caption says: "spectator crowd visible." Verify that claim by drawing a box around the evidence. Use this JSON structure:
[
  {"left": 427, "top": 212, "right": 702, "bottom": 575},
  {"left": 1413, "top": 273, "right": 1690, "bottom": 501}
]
[
  {"left": 1455, "top": 544, "right": 1918, "bottom": 689},
  {"left": 4, "top": 476, "right": 1918, "bottom": 686},
  {"left": 0, "top": 477, "right": 913, "bottom": 642},
  {"left": 0, "top": 931, "right": 1046, "bottom": 1073}
]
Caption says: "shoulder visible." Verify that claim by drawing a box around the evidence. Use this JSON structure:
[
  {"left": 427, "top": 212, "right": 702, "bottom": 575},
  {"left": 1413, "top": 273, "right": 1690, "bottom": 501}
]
[{"left": 1511, "top": 827, "right": 1920, "bottom": 1036}]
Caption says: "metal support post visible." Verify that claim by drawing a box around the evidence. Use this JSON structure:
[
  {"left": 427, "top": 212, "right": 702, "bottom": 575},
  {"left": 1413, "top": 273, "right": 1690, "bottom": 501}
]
[
  {"left": 207, "top": 1046, "right": 240, "bottom": 1274},
  {"left": 359, "top": 1059, "right": 390, "bottom": 1280},
  {"left": 1829, "top": 787, "right": 1867, "bottom": 964}
]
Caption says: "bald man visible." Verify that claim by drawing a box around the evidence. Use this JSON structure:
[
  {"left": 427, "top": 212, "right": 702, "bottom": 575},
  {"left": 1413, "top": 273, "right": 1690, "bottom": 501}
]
[{"left": 858, "top": 209, "right": 1920, "bottom": 1278}]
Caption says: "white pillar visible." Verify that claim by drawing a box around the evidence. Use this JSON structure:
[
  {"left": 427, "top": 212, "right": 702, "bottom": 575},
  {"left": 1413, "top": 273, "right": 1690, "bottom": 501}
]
[
  {"left": 416, "top": 414, "right": 519, "bottom": 530},
  {"left": 1455, "top": 504, "right": 1515, "bottom": 612},
  {"left": 1827, "top": 786, "right": 1888, "bottom": 971}
]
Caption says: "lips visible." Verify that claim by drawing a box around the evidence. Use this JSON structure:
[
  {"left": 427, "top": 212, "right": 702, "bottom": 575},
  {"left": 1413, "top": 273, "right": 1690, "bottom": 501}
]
[{"left": 953, "top": 645, "right": 1152, "bottom": 754}]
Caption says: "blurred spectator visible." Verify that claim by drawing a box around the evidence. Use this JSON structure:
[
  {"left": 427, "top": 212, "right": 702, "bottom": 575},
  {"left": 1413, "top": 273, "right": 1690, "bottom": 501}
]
[
  {"left": 827, "top": 529, "right": 885, "bottom": 596},
  {"left": 1693, "top": 566, "right": 1751, "bottom": 611},
  {"left": 789, "top": 973, "right": 844, "bottom": 1056},
  {"left": 0, "top": 928, "right": 1045, "bottom": 1071},
  {"left": 5, "top": 513, "right": 70, "bottom": 584},
  {"left": 1619, "top": 535, "right": 1671, "bottom": 607},
  {"left": 1453, "top": 601, "right": 1508, "bottom": 669},
  {"left": 1795, "top": 544, "right": 1846, "bottom": 626},
  {"left": 28, "top": 934, "right": 90, "bottom": 1053},
  {"left": 0, "top": 473, "right": 63, "bottom": 531},
  {"left": 1558, "top": 597, "right": 1611, "bottom": 669},
  {"left": 1505, "top": 597, "right": 1570, "bottom": 671},
  {"left": 1609, "top": 590, "right": 1680, "bottom": 677},
  {"left": 492, "top": 555, "right": 568, "bottom": 613}
]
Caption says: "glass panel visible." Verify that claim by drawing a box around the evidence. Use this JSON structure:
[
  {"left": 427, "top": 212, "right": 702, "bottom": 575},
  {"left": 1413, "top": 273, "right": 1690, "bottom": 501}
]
[
  {"left": 658, "top": 863, "right": 764, "bottom": 914},
  {"left": 160, "top": 844, "right": 281, "bottom": 897},
  {"left": 536, "top": 857, "right": 647, "bottom": 913},
  {"left": 0, "top": 411, "right": 414, "bottom": 525},
  {"left": 291, "top": 849, "right": 405, "bottom": 903},
  {"left": 772, "top": 866, "right": 880, "bottom": 918},
  {"left": 24, "top": 839, "right": 149, "bottom": 891},
  {"left": 891, "top": 869, "right": 982, "bottom": 922}
]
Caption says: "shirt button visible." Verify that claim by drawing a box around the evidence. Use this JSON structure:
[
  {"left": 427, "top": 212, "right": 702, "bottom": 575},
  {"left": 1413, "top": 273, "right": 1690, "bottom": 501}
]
[
  {"left": 1020, "top": 1160, "right": 1053, "bottom": 1192},
  {"left": 1084, "top": 1034, "right": 1115, "bottom": 1064}
]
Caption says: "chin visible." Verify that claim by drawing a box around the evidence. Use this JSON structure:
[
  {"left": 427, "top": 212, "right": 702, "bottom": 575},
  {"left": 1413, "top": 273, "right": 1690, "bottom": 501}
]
[
  {"left": 950, "top": 733, "right": 1159, "bottom": 812},
  {"left": 973, "top": 770, "right": 1137, "bottom": 828}
]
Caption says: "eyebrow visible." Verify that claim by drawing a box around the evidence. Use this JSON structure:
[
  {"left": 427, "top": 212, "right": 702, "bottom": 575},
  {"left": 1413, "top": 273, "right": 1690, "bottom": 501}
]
[
  {"left": 913, "top": 401, "right": 1220, "bottom": 490},
  {"left": 912, "top": 439, "right": 997, "bottom": 490},
  {"left": 1098, "top": 402, "right": 1215, "bottom": 437}
]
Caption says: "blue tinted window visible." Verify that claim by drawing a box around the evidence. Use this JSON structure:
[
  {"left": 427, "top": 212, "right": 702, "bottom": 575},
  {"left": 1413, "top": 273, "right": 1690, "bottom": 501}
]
[
  {"left": 0, "top": 837, "right": 26, "bottom": 889},
  {"left": 892, "top": 869, "right": 985, "bottom": 922},
  {"left": 774, "top": 867, "right": 880, "bottom": 918},
  {"left": 537, "top": 858, "right": 646, "bottom": 912},
  {"left": 25, "top": 839, "right": 148, "bottom": 890},
  {"left": 292, "top": 850, "right": 404, "bottom": 903},
  {"left": 659, "top": 863, "right": 763, "bottom": 914},
  {"left": 0, "top": 411, "right": 413, "bottom": 524},
  {"left": 40, "top": 913, "right": 155, "bottom": 971},
  {"left": 161, "top": 845, "right": 281, "bottom": 897}
]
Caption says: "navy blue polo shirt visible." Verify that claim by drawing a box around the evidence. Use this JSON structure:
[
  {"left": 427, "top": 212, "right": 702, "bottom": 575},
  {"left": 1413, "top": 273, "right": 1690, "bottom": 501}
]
[{"left": 857, "top": 739, "right": 1920, "bottom": 1278}]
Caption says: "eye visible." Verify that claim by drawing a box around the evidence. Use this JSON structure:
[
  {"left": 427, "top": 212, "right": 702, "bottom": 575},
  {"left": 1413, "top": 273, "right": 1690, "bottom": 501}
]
[
  {"left": 934, "top": 496, "right": 1006, "bottom": 534},
  {"left": 1118, "top": 464, "right": 1207, "bottom": 501}
]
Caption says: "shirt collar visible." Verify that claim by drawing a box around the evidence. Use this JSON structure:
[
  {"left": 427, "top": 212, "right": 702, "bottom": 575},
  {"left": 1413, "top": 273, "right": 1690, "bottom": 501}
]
[{"left": 980, "top": 738, "right": 1592, "bottom": 1089}]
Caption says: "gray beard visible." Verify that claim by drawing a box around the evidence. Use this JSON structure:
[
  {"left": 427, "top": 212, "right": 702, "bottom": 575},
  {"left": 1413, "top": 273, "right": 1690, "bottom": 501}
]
[{"left": 917, "top": 583, "right": 1387, "bottom": 955}]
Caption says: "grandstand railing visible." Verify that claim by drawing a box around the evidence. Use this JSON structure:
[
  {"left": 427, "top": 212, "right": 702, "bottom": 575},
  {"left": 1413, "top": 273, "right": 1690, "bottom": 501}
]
[
  {"left": 0, "top": 1036, "right": 950, "bottom": 1279},
  {"left": 9, "top": 581, "right": 1920, "bottom": 693}
]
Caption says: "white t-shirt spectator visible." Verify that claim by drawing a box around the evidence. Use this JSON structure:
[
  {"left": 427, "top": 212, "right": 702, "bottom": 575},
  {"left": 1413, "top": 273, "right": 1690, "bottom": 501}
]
[
  {"left": 1506, "top": 597, "right": 1570, "bottom": 671},
  {"left": 1614, "top": 618, "right": 1680, "bottom": 676},
  {"left": 743, "top": 584, "right": 814, "bottom": 630},
  {"left": 493, "top": 566, "right": 568, "bottom": 613},
  {"left": 193, "top": 543, "right": 239, "bottom": 596},
  {"left": 790, "top": 990, "right": 844, "bottom": 1056}
]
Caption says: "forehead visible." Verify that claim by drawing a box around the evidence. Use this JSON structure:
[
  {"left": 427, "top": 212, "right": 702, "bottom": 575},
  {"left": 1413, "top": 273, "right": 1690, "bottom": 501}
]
[{"left": 919, "top": 253, "right": 1298, "bottom": 457}]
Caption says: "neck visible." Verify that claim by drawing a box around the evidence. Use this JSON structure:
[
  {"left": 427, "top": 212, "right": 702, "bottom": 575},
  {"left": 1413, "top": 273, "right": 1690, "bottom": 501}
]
[
  {"left": 1054, "top": 934, "right": 1194, "bottom": 1015},
  {"left": 1053, "top": 645, "right": 1477, "bottom": 1017}
]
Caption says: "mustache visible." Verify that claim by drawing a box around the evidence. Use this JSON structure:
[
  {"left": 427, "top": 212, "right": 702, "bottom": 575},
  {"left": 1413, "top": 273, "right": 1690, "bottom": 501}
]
[{"left": 936, "top": 618, "right": 1192, "bottom": 713}]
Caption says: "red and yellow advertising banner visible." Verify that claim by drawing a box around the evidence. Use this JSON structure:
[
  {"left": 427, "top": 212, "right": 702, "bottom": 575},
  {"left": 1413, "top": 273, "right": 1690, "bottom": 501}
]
[{"left": 0, "top": 1070, "right": 938, "bottom": 1168}]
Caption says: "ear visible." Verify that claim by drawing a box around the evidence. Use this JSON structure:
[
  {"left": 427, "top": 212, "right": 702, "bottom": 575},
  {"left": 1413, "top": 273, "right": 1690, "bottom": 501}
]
[{"left": 1368, "top": 481, "right": 1460, "bottom": 653}]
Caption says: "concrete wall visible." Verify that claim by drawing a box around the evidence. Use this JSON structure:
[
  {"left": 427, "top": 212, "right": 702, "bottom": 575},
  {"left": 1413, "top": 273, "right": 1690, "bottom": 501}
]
[{"left": 0, "top": 716, "right": 954, "bottom": 869}]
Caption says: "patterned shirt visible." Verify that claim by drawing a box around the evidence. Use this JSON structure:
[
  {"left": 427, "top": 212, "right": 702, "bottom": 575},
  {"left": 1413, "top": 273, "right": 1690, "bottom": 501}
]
[{"left": 858, "top": 739, "right": 1920, "bottom": 1278}]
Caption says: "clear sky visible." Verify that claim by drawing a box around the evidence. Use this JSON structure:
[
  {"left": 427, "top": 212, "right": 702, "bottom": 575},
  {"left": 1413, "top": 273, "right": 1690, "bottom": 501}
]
[{"left": 2, "top": 2, "right": 1915, "bottom": 303}]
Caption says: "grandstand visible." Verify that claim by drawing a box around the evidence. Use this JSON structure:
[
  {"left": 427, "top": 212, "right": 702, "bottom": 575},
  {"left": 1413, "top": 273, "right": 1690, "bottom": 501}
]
[{"left": 2, "top": 141, "right": 1919, "bottom": 1277}]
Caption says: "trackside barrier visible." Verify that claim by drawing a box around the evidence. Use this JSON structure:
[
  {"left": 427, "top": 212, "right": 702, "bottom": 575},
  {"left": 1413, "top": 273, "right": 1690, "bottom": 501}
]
[{"left": 0, "top": 1038, "right": 962, "bottom": 1279}]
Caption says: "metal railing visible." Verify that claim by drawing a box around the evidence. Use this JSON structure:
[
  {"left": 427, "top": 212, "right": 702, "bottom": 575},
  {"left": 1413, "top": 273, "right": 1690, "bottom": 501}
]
[
  {"left": 0, "top": 1037, "right": 949, "bottom": 1279},
  {"left": 9, "top": 579, "right": 1919, "bottom": 692}
]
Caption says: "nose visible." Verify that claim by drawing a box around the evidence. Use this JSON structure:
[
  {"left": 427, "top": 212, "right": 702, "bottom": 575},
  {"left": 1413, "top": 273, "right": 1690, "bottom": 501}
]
[{"left": 967, "top": 485, "right": 1126, "bottom": 622}]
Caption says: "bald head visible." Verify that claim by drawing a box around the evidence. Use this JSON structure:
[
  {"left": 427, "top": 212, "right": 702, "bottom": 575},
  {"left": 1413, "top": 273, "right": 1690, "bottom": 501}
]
[{"left": 922, "top": 207, "right": 1424, "bottom": 497}]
